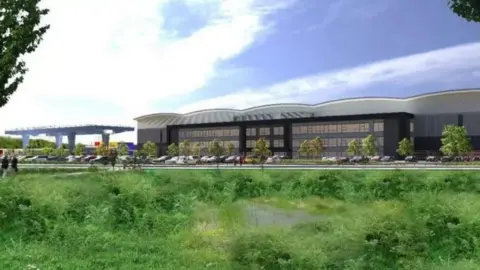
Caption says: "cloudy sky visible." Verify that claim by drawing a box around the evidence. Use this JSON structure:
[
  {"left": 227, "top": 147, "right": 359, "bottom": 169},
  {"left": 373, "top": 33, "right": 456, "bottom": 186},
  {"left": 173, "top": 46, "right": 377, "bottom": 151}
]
[{"left": 1, "top": 0, "right": 479, "bottom": 144}]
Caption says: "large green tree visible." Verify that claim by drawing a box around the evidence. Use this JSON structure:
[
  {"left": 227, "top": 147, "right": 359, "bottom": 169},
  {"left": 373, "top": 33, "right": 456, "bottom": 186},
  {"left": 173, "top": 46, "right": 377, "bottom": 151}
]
[
  {"left": 0, "top": 0, "right": 50, "bottom": 107},
  {"left": 449, "top": 0, "right": 480, "bottom": 22},
  {"left": 362, "top": 135, "right": 378, "bottom": 156},
  {"left": 440, "top": 125, "right": 473, "bottom": 156},
  {"left": 347, "top": 139, "right": 362, "bottom": 157},
  {"left": 397, "top": 138, "right": 414, "bottom": 157}
]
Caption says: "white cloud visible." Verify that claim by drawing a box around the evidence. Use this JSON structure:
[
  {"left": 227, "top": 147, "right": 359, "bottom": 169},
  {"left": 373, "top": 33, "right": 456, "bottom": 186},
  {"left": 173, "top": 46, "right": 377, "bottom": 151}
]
[
  {"left": 178, "top": 42, "right": 480, "bottom": 113},
  {"left": 0, "top": 0, "right": 293, "bottom": 143}
]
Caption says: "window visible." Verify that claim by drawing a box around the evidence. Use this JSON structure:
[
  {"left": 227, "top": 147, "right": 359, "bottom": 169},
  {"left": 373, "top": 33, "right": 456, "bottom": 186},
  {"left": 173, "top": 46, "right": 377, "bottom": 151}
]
[
  {"left": 273, "top": 140, "right": 284, "bottom": 147},
  {"left": 377, "top": 137, "right": 384, "bottom": 146},
  {"left": 292, "top": 140, "right": 300, "bottom": 147},
  {"left": 328, "top": 124, "right": 337, "bottom": 133},
  {"left": 273, "top": 126, "right": 284, "bottom": 135},
  {"left": 359, "top": 123, "right": 370, "bottom": 132},
  {"left": 259, "top": 127, "right": 270, "bottom": 136},
  {"left": 300, "top": 126, "right": 308, "bottom": 134},
  {"left": 292, "top": 126, "right": 300, "bottom": 134},
  {"left": 246, "top": 128, "right": 256, "bottom": 136},
  {"left": 246, "top": 140, "right": 256, "bottom": 148},
  {"left": 374, "top": 122, "right": 384, "bottom": 132},
  {"left": 410, "top": 121, "right": 414, "bottom": 133}
]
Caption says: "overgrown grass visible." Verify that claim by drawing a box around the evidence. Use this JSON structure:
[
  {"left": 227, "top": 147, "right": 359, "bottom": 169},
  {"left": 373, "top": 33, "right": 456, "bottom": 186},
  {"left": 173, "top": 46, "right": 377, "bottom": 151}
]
[{"left": 1, "top": 169, "right": 480, "bottom": 269}]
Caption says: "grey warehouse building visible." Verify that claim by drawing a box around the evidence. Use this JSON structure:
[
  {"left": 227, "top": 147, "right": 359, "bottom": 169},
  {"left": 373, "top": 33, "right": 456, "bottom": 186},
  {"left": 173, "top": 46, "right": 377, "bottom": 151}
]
[{"left": 135, "top": 89, "right": 480, "bottom": 158}]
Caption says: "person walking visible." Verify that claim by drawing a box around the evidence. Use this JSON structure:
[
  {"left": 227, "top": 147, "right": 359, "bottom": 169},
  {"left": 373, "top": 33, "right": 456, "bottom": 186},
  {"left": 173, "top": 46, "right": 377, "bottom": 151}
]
[
  {"left": 11, "top": 155, "right": 18, "bottom": 175},
  {"left": 2, "top": 155, "right": 9, "bottom": 178}
]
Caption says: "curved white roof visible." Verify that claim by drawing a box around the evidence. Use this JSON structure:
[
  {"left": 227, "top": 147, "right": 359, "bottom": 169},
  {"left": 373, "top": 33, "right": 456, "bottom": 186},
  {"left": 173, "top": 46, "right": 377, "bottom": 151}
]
[{"left": 136, "top": 89, "right": 480, "bottom": 129}]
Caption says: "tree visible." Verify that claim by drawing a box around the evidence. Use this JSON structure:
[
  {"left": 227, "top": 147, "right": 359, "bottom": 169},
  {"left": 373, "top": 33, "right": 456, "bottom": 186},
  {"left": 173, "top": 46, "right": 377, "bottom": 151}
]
[
  {"left": 97, "top": 145, "right": 109, "bottom": 157},
  {"left": 449, "top": 0, "right": 480, "bottom": 22},
  {"left": 108, "top": 148, "right": 118, "bottom": 168},
  {"left": 208, "top": 139, "right": 224, "bottom": 167},
  {"left": 253, "top": 137, "right": 271, "bottom": 167},
  {"left": 167, "top": 143, "right": 178, "bottom": 156},
  {"left": 74, "top": 143, "right": 85, "bottom": 156},
  {"left": 52, "top": 148, "right": 67, "bottom": 157},
  {"left": 208, "top": 139, "right": 224, "bottom": 157},
  {"left": 117, "top": 143, "right": 129, "bottom": 156},
  {"left": 0, "top": 0, "right": 50, "bottom": 107},
  {"left": 440, "top": 125, "right": 473, "bottom": 156},
  {"left": 309, "top": 137, "right": 324, "bottom": 159},
  {"left": 141, "top": 141, "right": 158, "bottom": 157},
  {"left": 299, "top": 140, "right": 312, "bottom": 158},
  {"left": 226, "top": 142, "right": 235, "bottom": 156},
  {"left": 179, "top": 140, "right": 192, "bottom": 156},
  {"left": 42, "top": 146, "right": 53, "bottom": 155},
  {"left": 397, "top": 138, "right": 414, "bottom": 157},
  {"left": 347, "top": 139, "right": 362, "bottom": 157},
  {"left": 362, "top": 135, "right": 378, "bottom": 156},
  {"left": 192, "top": 143, "right": 202, "bottom": 156}
]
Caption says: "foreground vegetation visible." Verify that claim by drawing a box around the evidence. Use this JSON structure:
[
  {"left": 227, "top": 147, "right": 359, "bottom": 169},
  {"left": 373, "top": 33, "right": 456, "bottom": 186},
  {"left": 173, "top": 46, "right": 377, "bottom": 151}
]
[{"left": 1, "top": 169, "right": 480, "bottom": 269}]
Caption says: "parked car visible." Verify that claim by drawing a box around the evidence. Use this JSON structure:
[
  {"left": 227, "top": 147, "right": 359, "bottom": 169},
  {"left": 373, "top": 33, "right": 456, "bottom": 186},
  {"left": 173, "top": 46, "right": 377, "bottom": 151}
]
[
  {"left": 338, "top": 157, "right": 350, "bottom": 164},
  {"left": 369, "top": 156, "right": 381, "bottom": 162},
  {"left": 404, "top": 156, "right": 417, "bottom": 162},
  {"left": 381, "top": 156, "right": 395, "bottom": 162},
  {"left": 265, "top": 155, "right": 281, "bottom": 164},
  {"left": 90, "top": 156, "right": 108, "bottom": 164},
  {"left": 177, "top": 156, "right": 199, "bottom": 165},
  {"left": 224, "top": 155, "right": 239, "bottom": 163},
  {"left": 153, "top": 155, "right": 170, "bottom": 163},
  {"left": 82, "top": 155, "right": 96, "bottom": 162},
  {"left": 27, "top": 155, "right": 49, "bottom": 162},
  {"left": 441, "top": 156, "right": 453, "bottom": 162},
  {"left": 426, "top": 156, "right": 439, "bottom": 162},
  {"left": 350, "top": 156, "right": 368, "bottom": 163},
  {"left": 165, "top": 156, "right": 179, "bottom": 165}
]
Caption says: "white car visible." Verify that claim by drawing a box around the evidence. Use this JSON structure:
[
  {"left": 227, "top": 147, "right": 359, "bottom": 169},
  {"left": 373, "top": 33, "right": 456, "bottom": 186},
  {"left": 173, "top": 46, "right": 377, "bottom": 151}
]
[
  {"left": 265, "top": 155, "right": 281, "bottom": 164},
  {"left": 153, "top": 156, "right": 170, "bottom": 163},
  {"left": 200, "top": 156, "right": 211, "bottom": 163},
  {"left": 27, "top": 155, "right": 49, "bottom": 162},
  {"left": 206, "top": 156, "right": 218, "bottom": 163},
  {"left": 165, "top": 156, "right": 179, "bottom": 165}
]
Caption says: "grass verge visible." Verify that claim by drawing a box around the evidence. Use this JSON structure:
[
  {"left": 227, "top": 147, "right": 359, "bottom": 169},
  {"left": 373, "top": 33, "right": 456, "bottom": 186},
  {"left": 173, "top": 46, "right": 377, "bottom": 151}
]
[{"left": 1, "top": 169, "right": 480, "bottom": 269}]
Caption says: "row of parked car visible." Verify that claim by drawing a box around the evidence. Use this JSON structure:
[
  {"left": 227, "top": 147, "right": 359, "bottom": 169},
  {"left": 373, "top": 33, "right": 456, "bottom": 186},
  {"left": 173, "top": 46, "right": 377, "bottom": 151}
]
[{"left": 150, "top": 155, "right": 285, "bottom": 165}]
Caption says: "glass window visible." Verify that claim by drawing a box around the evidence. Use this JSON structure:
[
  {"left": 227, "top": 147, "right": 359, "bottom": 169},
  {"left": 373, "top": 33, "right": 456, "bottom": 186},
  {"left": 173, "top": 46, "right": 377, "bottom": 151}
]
[
  {"left": 410, "top": 121, "right": 414, "bottom": 133},
  {"left": 377, "top": 137, "right": 384, "bottom": 146},
  {"left": 273, "top": 140, "right": 284, "bottom": 147},
  {"left": 328, "top": 124, "right": 337, "bottom": 133},
  {"left": 246, "top": 128, "right": 256, "bottom": 136},
  {"left": 246, "top": 140, "right": 256, "bottom": 148},
  {"left": 259, "top": 127, "right": 270, "bottom": 136},
  {"left": 374, "top": 122, "right": 384, "bottom": 132},
  {"left": 292, "top": 140, "right": 300, "bottom": 147},
  {"left": 300, "top": 126, "right": 308, "bottom": 134},
  {"left": 273, "top": 126, "right": 284, "bottom": 135},
  {"left": 292, "top": 126, "right": 300, "bottom": 134}
]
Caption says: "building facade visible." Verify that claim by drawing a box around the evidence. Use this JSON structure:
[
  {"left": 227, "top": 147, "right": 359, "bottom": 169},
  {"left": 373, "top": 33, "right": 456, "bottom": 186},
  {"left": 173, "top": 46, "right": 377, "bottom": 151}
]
[{"left": 135, "top": 89, "right": 480, "bottom": 157}]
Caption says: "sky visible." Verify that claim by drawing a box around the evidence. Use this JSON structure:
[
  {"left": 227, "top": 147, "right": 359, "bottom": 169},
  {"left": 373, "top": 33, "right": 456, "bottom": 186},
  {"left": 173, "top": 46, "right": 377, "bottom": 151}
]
[{"left": 1, "top": 0, "right": 479, "bottom": 144}]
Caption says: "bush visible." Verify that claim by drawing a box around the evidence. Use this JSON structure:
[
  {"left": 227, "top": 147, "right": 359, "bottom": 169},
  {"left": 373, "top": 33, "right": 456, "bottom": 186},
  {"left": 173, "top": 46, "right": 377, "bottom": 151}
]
[{"left": 1, "top": 169, "right": 480, "bottom": 268}]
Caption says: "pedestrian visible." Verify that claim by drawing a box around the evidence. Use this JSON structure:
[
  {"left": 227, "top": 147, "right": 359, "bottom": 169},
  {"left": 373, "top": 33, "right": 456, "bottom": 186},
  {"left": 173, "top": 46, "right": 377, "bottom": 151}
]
[
  {"left": 2, "top": 155, "right": 9, "bottom": 178},
  {"left": 11, "top": 155, "right": 18, "bottom": 174}
]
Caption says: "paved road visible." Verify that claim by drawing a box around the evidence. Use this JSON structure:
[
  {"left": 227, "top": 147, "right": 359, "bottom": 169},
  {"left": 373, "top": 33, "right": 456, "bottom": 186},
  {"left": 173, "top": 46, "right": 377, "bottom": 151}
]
[{"left": 19, "top": 163, "right": 480, "bottom": 170}]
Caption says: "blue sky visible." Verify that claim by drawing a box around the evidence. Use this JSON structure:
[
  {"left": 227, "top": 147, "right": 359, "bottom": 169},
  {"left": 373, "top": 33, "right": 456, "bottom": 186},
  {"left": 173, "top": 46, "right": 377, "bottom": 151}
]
[{"left": 0, "top": 0, "right": 479, "bottom": 143}]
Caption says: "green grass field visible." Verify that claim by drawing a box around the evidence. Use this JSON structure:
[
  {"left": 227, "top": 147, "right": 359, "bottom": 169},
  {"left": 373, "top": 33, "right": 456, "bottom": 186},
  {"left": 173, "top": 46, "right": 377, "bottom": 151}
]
[{"left": 1, "top": 169, "right": 480, "bottom": 269}]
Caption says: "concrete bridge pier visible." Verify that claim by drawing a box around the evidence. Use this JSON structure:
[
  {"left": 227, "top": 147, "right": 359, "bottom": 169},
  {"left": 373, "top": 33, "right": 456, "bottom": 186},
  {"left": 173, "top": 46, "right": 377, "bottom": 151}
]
[
  {"left": 22, "top": 134, "right": 30, "bottom": 149},
  {"left": 67, "top": 132, "right": 76, "bottom": 153},
  {"left": 55, "top": 134, "right": 63, "bottom": 148},
  {"left": 102, "top": 133, "right": 110, "bottom": 146}
]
